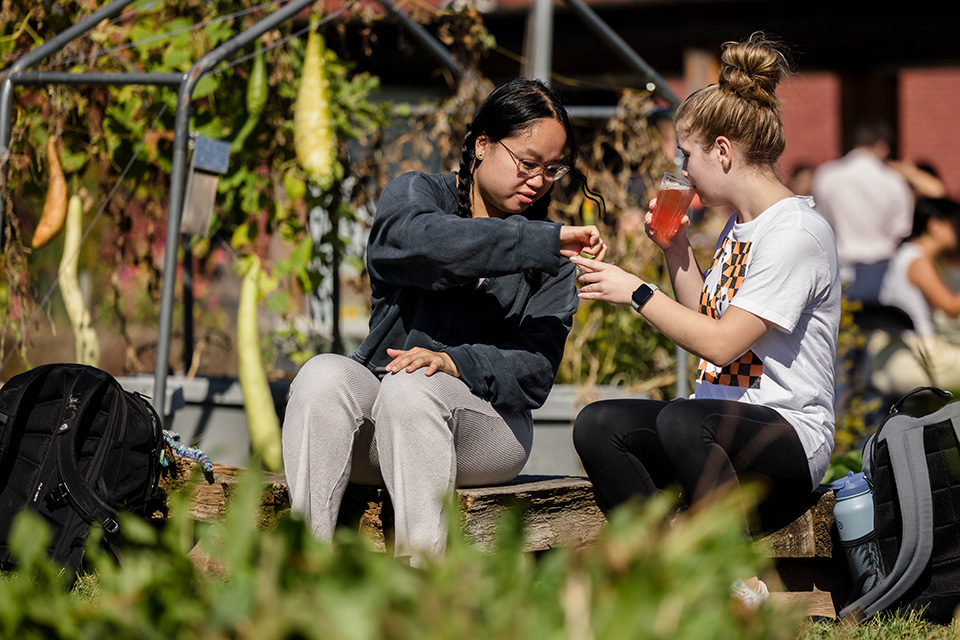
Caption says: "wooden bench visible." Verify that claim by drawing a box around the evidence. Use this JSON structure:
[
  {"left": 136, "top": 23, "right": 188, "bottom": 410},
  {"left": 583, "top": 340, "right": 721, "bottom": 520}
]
[{"left": 163, "top": 463, "right": 848, "bottom": 618}]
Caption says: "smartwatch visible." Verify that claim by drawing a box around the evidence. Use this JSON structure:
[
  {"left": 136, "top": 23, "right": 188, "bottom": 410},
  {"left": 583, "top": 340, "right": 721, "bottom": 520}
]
[{"left": 630, "top": 283, "right": 659, "bottom": 312}]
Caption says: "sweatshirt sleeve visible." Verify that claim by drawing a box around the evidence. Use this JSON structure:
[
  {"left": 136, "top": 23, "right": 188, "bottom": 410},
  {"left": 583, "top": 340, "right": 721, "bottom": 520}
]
[
  {"left": 368, "top": 172, "right": 567, "bottom": 290},
  {"left": 443, "top": 260, "right": 579, "bottom": 411}
]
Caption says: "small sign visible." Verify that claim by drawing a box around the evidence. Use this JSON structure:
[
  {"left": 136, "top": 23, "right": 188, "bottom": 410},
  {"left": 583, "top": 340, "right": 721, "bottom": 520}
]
[{"left": 181, "top": 136, "right": 232, "bottom": 237}]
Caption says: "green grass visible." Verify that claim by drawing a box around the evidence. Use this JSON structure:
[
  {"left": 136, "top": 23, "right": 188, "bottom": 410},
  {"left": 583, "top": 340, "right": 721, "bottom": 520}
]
[{"left": 798, "top": 610, "right": 960, "bottom": 639}]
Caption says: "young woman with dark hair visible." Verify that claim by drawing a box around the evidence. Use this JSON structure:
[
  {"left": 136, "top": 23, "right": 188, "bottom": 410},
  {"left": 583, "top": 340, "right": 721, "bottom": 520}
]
[
  {"left": 281, "top": 77, "right": 606, "bottom": 567},
  {"left": 873, "top": 197, "right": 960, "bottom": 393},
  {"left": 570, "top": 33, "right": 841, "bottom": 609}
]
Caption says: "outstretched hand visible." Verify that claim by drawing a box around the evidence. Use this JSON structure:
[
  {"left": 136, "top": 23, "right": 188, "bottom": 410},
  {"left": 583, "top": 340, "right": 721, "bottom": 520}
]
[
  {"left": 385, "top": 347, "right": 460, "bottom": 377},
  {"left": 569, "top": 255, "right": 644, "bottom": 307},
  {"left": 560, "top": 225, "right": 607, "bottom": 261}
]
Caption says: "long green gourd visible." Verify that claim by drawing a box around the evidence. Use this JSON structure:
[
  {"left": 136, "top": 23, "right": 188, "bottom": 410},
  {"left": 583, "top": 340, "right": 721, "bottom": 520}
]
[
  {"left": 58, "top": 193, "right": 100, "bottom": 366},
  {"left": 238, "top": 255, "right": 283, "bottom": 471}
]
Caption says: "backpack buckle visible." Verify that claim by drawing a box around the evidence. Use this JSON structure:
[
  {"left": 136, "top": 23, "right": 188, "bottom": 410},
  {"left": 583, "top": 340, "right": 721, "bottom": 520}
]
[{"left": 101, "top": 517, "right": 120, "bottom": 534}]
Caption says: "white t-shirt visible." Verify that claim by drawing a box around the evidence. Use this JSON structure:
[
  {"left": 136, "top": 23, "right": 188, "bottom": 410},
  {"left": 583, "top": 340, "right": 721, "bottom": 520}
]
[
  {"left": 693, "top": 196, "right": 841, "bottom": 487},
  {"left": 879, "top": 242, "right": 936, "bottom": 336}
]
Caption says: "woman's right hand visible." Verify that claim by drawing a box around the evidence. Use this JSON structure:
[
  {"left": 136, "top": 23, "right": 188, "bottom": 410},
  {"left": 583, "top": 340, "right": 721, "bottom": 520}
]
[
  {"left": 559, "top": 225, "right": 607, "bottom": 261},
  {"left": 644, "top": 197, "right": 691, "bottom": 252}
]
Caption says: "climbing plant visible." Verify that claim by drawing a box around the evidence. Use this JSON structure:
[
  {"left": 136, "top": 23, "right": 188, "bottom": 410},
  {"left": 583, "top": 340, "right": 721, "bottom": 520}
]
[
  {"left": 0, "top": 0, "right": 390, "bottom": 375},
  {"left": 0, "top": 0, "right": 713, "bottom": 404}
]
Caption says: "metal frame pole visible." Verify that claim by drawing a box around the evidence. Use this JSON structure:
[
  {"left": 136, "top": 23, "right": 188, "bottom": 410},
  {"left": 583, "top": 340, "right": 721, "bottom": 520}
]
[
  {"left": 151, "top": 0, "right": 319, "bottom": 411},
  {"left": 374, "top": 0, "right": 465, "bottom": 84},
  {"left": 529, "top": 0, "right": 554, "bottom": 85},
  {"left": 559, "top": 0, "right": 679, "bottom": 109}
]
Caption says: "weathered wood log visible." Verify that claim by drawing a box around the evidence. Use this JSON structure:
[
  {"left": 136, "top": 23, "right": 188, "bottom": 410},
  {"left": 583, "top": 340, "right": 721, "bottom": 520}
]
[
  {"left": 459, "top": 475, "right": 605, "bottom": 551},
  {"left": 754, "top": 490, "right": 836, "bottom": 560},
  {"left": 160, "top": 463, "right": 604, "bottom": 552},
  {"left": 162, "top": 463, "right": 846, "bottom": 618},
  {"left": 162, "top": 464, "right": 839, "bottom": 557}
]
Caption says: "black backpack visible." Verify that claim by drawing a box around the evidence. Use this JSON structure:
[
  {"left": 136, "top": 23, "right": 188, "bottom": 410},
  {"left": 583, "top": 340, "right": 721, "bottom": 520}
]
[
  {"left": 840, "top": 386, "right": 960, "bottom": 624},
  {"left": 0, "top": 363, "right": 168, "bottom": 574}
]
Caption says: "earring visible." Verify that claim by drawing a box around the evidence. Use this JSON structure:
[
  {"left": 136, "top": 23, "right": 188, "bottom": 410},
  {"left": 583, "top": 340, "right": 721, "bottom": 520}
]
[{"left": 477, "top": 151, "right": 484, "bottom": 159}]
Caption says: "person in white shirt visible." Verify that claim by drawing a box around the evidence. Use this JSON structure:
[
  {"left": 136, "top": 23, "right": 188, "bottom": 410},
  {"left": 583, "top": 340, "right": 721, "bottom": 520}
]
[
  {"left": 570, "top": 32, "right": 841, "bottom": 611},
  {"left": 873, "top": 197, "right": 960, "bottom": 394},
  {"left": 812, "top": 119, "right": 914, "bottom": 303}
]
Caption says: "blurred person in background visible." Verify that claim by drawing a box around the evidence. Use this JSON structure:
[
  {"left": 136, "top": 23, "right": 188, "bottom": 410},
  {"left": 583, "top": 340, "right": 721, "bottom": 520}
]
[
  {"left": 812, "top": 118, "right": 913, "bottom": 303},
  {"left": 872, "top": 197, "right": 960, "bottom": 394}
]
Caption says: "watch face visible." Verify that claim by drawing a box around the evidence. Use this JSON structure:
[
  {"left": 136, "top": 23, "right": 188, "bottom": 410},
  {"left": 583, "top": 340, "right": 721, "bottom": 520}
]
[{"left": 632, "top": 284, "right": 653, "bottom": 310}]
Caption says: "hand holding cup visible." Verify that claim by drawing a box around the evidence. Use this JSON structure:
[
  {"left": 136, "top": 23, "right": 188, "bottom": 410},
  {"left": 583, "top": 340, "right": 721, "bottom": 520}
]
[{"left": 647, "top": 172, "right": 696, "bottom": 239}]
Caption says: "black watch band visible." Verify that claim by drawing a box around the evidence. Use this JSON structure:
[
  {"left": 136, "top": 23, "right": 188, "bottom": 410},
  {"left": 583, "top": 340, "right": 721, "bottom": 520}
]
[{"left": 631, "top": 283, "right": 659, "bottom": 312}]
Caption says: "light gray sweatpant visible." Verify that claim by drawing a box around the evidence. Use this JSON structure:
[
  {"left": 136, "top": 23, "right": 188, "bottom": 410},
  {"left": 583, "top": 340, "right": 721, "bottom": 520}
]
[{"left": 281, "top": 353, "right": 533, "bottom": 565}]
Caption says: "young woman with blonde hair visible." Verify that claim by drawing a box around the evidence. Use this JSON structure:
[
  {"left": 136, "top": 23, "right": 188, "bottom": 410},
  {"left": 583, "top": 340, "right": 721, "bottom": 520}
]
[{"left": 571, "top": 33, "right": 840, "bottom": 608}]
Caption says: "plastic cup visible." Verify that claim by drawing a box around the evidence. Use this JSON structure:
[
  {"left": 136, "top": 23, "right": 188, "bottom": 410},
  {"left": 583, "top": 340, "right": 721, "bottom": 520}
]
[{"left": 648, "top": 172, "right": 696, "bottom": 237}]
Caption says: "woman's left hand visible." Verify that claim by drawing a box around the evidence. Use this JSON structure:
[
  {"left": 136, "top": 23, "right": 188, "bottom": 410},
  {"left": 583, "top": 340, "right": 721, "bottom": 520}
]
[
  {"left": 570, "top": 255, "right": 644, "bottom": 306},
  {"left": 559, "top": 225, "right": 608, "bottom": 262},
  {"left": 385, "top": 347, "right": 460, "bottom": 377}
]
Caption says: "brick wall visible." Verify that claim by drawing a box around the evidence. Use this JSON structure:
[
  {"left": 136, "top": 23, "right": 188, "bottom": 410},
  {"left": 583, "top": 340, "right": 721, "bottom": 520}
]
[
  {"left": 900, "top": 68, "right": 960, "bottom": 199},
  {"left": 780, "top": 73, "right": 841, "bottom": 178}
]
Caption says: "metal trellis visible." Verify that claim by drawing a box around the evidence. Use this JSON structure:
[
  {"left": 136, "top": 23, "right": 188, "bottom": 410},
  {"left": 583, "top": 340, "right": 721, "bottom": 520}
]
[{"left": 0, "top": 0, "right": 684, "bottom": 411}]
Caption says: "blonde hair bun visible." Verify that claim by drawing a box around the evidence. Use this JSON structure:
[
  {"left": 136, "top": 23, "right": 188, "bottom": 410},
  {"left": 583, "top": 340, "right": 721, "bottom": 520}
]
[
  {"left": 718, "top": 32, "right": 791, "bottom": 109},
  {"left": 675, "top": 31, "right": 794, "bottom": 166}
]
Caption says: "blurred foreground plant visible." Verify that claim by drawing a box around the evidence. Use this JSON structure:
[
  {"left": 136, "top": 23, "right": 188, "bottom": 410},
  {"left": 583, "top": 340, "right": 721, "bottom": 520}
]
[{"left": 1, "top": 469, "right": 804, "bottom": 640}]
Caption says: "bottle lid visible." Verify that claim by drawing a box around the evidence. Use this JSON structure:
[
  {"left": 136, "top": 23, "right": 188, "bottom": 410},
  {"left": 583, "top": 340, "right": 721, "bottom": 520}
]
[{"left": 832, "top": 471, "right": 871, "bottom": 498}]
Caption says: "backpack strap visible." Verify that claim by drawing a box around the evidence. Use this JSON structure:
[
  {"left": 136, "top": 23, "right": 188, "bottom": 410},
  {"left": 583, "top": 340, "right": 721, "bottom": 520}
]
[
  {"left": 54, "top": 367, "right": 122, "bottom": 535},
  {"left": 0, "top": 365, "right": 55, "bottom": 459}
]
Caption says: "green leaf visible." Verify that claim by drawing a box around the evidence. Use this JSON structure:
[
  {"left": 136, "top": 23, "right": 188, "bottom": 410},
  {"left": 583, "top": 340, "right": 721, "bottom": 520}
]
[
  {"left": 283, "top": 171, "right": 307, "bottom": 203},
  {"left": 193, "top": 74, "right": 219, "bottom": 101},
  {"left": 162, "top": 44, "right": 193, "bottom": 70},
  {"left": 8, "top": 510, "right": 51, "bottom": 568},
  {"left": 59, "top": 145, "right": 88, "bottom": 174},
  {"left": 231, "top": 222, "right": 254, "bottom": 249},
  {"left": 265, "top": 290, "right": 292, "bottom": 314}
]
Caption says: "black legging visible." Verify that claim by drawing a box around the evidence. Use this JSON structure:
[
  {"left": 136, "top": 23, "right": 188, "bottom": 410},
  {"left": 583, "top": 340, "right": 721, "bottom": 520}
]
[{"left": 573, "top": 398, "right": 816, "bottom": 534}]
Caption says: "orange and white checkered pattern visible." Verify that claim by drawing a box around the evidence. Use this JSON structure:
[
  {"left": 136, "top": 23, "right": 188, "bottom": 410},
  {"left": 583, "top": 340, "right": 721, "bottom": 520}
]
[{"left": 696, "top": 237, "right": 764, "bottom": 389}]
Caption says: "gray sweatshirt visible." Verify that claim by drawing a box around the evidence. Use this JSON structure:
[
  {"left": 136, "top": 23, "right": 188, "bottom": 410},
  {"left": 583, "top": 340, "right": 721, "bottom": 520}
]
[{"left": 351, "top": 171, "right": 578, "bottom": 412}]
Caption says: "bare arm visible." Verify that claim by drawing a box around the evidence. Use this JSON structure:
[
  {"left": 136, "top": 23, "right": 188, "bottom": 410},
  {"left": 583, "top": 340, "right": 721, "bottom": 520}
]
[
  {"left": 643, "top": 205, "right": 705, "bottom": 310},
  {"left": 571, "top": 256, "right": 773, "bottom": 366},
  {"left": 908, "top": 254, "right": 960, "bottom": 317}
]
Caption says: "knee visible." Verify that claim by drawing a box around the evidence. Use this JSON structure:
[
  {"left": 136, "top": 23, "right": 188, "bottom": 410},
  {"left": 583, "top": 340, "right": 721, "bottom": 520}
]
[
  {"left": 286, "top": 354, "right": 376, "bottom": 419},
  {"left": 374, "top": 369, "right": 446, "bottom": 416},
  {"left": 573, "top": 402, "right": 618, "bottom": 462},
  {"left": 655, "top": 402, "right": 706, "bottom": 459},
  {"left": 290, "top": 354, "right": 354, "bottom": 396},
  {"left": 290, "top": 353, "right": 338, "bottom": 395}
]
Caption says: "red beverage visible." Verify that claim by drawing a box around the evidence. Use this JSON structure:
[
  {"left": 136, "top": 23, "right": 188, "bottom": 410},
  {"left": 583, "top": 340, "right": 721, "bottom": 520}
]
[{"left": 649, "top": 181, "right": 696, "bottom": 237}]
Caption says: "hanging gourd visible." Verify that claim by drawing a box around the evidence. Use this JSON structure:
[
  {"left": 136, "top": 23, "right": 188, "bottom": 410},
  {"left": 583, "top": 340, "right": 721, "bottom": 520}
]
[
  {"left": 58, "top": 193, "right": 100, "bottom": 366},
  {"left": 294, "top": 21, "right": 338, "bottom": 191},
  {"left": 237, "top": 255, "right": 283, "bottom": 472},
  {"left": 230, "top": 40, "right": 268, "bottom": 154},
  {"left": 32, "top": 134, "right": 68, "bottom": 249}
]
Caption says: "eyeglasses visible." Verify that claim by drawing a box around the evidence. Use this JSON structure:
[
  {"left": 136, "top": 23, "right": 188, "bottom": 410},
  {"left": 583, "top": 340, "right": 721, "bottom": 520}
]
[{"left": 497, "top": 141, "right": 570, "bottom": 182}]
